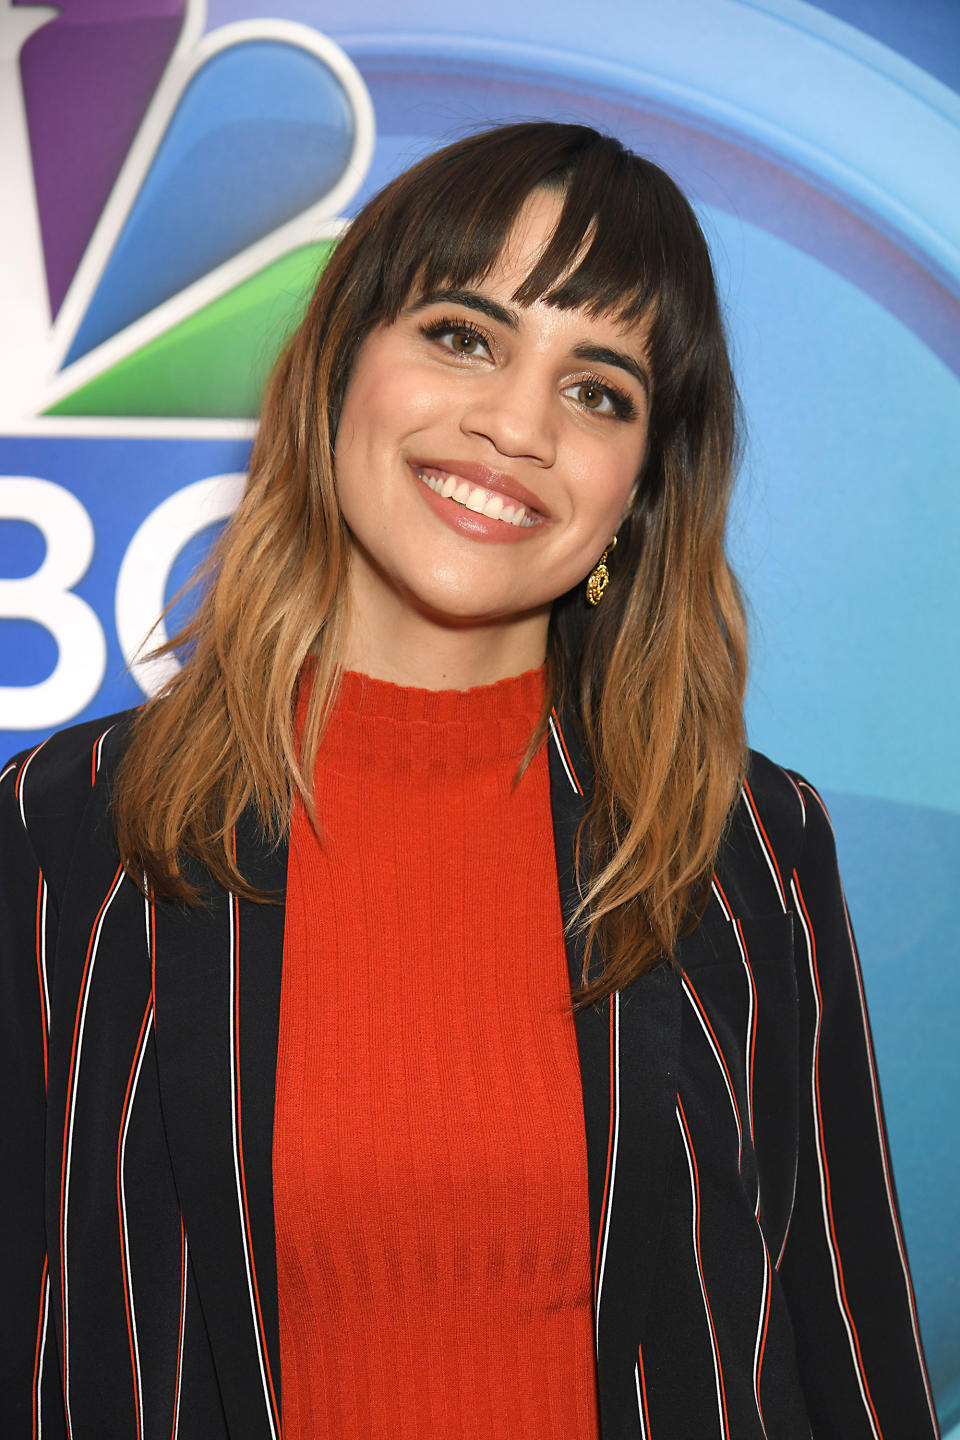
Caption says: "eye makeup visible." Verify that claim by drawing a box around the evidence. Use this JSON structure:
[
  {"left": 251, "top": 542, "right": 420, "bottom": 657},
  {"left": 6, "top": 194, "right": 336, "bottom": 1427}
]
[{"left": 417, "top": 315, "right": 640, "bottom": 422}]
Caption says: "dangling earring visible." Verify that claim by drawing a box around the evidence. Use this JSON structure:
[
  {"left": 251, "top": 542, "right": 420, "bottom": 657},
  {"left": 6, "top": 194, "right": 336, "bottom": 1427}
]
[{"left": 586, "top": 535, "right": 617, "bottom": 606}]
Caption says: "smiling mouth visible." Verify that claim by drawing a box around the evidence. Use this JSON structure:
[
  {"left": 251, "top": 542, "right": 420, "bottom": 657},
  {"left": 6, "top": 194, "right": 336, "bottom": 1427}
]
[{"left": 415, "top": 467, "right": 538, "bottom": 528}]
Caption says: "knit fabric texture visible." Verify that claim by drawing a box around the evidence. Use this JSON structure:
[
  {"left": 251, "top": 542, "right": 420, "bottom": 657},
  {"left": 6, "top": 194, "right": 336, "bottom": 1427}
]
[{"left": 273, "top": 667, "right": 600, "bottom": 1437}]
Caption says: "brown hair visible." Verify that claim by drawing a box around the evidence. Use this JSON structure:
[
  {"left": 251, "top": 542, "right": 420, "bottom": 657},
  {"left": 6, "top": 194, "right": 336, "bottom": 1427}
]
[{"left": 113, "top": 122, "right": 747, "bottom": 1005}]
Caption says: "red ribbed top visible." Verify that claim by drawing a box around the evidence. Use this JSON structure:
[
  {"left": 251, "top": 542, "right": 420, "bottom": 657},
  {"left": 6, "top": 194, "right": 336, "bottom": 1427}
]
[{"left": 273, "top": 668, "right": 600, "bottom": 1438}]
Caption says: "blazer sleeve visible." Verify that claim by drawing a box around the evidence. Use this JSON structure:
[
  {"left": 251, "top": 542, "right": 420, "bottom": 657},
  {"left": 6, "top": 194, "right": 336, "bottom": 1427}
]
[
  {"left": 777, "top": 776, "right": 940, "bottom": 1439},
  {"left": 0, "top": 748, "right": 66, "bottom": 1437}
]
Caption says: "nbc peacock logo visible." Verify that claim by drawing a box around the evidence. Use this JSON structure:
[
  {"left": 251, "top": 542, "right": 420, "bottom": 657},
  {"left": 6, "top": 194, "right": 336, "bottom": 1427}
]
[{"left": 0, "top": 0, "right": 375, "bottom": 744}]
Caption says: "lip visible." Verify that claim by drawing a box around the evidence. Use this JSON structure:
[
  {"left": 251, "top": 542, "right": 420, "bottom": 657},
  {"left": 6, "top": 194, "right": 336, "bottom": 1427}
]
[
  {"left": 410, "top": 464, "right": 543, "bottom": 544},
  {"left": 412, "top": 458, "right": 548, "bottom": 518}
]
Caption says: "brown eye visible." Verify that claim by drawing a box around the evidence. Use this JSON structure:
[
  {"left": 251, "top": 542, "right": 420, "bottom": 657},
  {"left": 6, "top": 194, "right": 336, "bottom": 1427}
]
[
  {"left": 578, "top": 383, "right": 605, "bottom": 409},
  {"left": 451, "top": 329, "right": 480, "bottom": 354}
]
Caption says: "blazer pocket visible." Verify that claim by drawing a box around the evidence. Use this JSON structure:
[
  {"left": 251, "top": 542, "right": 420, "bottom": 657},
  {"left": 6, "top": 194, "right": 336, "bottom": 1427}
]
[
  {"left": 739, "top": 913, "right": 800, "bottom": 1254},
  {"left": 680, "top": 912, "right": 799, "bottom": 1254}
]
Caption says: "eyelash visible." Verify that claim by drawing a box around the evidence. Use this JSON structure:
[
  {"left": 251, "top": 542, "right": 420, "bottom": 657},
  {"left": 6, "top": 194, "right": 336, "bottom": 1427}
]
[{"left": 418, "top": 316, "right": 638, "bottom": 422}]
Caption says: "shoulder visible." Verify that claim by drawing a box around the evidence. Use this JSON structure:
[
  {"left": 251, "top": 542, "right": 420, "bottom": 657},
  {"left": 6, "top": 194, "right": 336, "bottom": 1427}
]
[
  {"left": 715, "top": 748, "right": 837, "bottom": 915},
  {"left": 0, "top": 710, "right": 137, "bottom": 888}
]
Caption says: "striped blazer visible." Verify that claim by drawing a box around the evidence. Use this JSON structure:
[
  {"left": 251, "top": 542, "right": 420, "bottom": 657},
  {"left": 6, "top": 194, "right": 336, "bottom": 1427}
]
[{"left": 1, "top": 708, "right": 939, "bottom": 1440}]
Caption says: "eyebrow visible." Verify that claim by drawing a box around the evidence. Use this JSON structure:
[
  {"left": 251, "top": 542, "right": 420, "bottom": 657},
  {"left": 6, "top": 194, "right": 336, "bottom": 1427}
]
[
  {"left": 409, "top": 287, "right": 650, "bottom": 396},
  {"left": 571, "top": 343, "right": 650, "bottom": 397},
  {"left": 409, "top": 287, "right": 519, "bottom": 330}
]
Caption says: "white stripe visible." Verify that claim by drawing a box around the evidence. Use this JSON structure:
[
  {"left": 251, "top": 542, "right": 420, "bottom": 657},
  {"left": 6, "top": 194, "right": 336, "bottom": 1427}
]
[
  {"left": 16, "top": 738, "right": 48, "bottom": 829},
  {"left": 61, "top": 868, "right": 126, "bottom": 1439},
  {"left": 801, "top": 786, "right": 938, "bottom": 1434},
  {"left": 708, "top": 881, "right": 758, "bottom": 1197},
  {"left": 751, "top": 1242, "right": 771, "bottom": 1439},
  {"left": 741, "top": 791, "right": 787, "bottom": 911},
  {"left": 36, "top": 1272, "right": 50, "bottom": 1440},
  {"left": 791, "top": 876, "right": 881, "bottom": 1440},
  {"left": 228, "top": 895, "right": 279, "bottom": 1440},
  {"left": 548, "top": 714, "right": 579, "bottom": 794},
  {"left": 682, "top": 977, "right": 742, "bottom": 1168},
  {"left": 728, "top": 917, "right": 758, "bottom": 1157},
  {"left": 593, "top": 991, "right": 621, "bottom": 1353},
  {"left": 774, "top": 1158, "right": 799, "bottom": 1271},
  {"left": 39, "top": 879, "right": 50, "bottom": 1032},
  {"left": 119, "top": 1009, "right": 154, "bottom": 1438},
  {"left": 710, "top": 877, "right": 733, "bottom": 923},
  {"left": 172, "top": 1235, "right": 189, "bottom": 1440},
  {"left": 840, "top": 893, "right": 938, "bottom": 1432},
  {"left": 677, "top": 1104, "right": 726, "bottom": 1440},
  {"left": 93, "top": 724, "right": 116, "bottom": 777},
  {"left": 634, "top": 1359, "right": 648, "bottom": 1439},
  {"left": 0, "top": 759, "right": 17, "bottom": 785},
  {"left": 778, "top": 767, "right": 807, "bottom": 826}
]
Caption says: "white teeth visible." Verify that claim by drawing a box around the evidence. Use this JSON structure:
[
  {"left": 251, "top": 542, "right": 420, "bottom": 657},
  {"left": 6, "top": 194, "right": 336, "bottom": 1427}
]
[{"left": 416, "top": 467, "right": 536, "bottom": 528}]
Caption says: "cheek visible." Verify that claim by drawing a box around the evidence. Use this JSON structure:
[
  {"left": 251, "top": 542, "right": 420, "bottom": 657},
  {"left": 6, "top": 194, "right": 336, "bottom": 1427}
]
[
  {"left": 576, "top": 444, "right": 643, "bottom": 530},
  {"left": 338, "top": 358, "right": 452, "bottom": 459}
]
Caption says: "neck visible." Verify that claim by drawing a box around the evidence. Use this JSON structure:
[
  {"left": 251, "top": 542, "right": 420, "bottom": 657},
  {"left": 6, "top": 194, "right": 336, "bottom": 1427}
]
[
  {"left": 342, "top": 582, "right": 551, "bottom": 692},
  {"left": 342, "top": 614, "right": 548, "bottom": 691}
]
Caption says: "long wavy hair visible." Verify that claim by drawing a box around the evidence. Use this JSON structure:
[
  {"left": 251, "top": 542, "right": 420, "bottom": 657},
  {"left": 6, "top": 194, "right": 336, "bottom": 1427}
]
[{"left": 113, "top": 121, "right": 747, "bottom": 1006}]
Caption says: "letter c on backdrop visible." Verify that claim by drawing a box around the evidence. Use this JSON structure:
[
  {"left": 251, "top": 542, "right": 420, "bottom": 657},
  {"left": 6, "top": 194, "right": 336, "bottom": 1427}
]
[{"left": 116, "top": 473, "right": 246, "bottom": 698}]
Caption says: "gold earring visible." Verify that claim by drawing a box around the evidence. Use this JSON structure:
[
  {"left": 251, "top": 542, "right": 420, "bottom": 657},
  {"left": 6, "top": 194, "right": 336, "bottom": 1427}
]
[{"left": 586, "top": 535, "right": 617, "bottom": 606}]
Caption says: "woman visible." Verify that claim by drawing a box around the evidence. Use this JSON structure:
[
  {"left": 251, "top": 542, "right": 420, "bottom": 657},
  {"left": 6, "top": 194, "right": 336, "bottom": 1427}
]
[{"left": 1, "top": 123, "right": 939, "bottom": 1438}]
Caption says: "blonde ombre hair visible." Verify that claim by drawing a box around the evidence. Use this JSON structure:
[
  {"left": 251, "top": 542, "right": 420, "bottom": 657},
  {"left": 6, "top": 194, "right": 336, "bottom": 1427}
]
[{"left": 113, "top": 122, "right": 747, "bottom": 1006}]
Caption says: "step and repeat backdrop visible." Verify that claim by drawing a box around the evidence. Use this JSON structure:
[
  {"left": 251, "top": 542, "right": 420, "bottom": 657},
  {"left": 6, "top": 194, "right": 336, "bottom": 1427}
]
[{"left": 2, "top": 0, "right": 958, "bottom": 1425}]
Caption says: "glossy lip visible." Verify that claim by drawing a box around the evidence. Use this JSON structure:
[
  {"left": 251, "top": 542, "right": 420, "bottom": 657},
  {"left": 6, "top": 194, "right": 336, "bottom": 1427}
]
[
  {"left": 408, "top": 460, "right": 548, "bottom": 544},
  {"left": 412, "top": 458, "right": 549, "bottom": 518}
]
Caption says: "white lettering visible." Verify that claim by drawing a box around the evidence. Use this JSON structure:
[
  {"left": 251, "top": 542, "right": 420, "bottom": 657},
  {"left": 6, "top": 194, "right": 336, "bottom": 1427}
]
[{"left": 0, "top": 477, "right": 106, "bottom": 728}]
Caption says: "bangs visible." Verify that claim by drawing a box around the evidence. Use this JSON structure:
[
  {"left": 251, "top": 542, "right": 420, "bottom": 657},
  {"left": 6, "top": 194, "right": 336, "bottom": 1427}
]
[{"left": 368, "top": 125, "right": 705, "bottom": 333}]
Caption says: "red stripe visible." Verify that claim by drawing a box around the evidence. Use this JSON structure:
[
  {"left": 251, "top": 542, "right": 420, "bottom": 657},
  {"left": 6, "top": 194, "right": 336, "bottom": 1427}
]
[
  {"left": 35, "top": 872, "right": 48, "bottom": 1088},
  {"left": 31, "top": 1257, "right": 48, "bottom": 1440},
  {"left": 637, "top": 1340, "right": 653, "bottom": 1437},
  {"left": 149, "top": 894, "right": 157, "bottom": 1011},
  {"left": 798, "top": 782, "right": 938, "bottom": 1431},
  {"left": 712, "top": 873, "right": 733, "bottom": 920},
  {"left": 756, "top": 1252, "right": 772, "bottom": 1434},
  {"left": 743, "top": 781, "right": 786, "bottom": 904},
  {"left": 60, "top": 863, "right": 125, "bottom": 1402},
  {"left": 683, "top": 972, "right": 743, "bottom": 1166},
  {"left": 678, "top": 1095, "right": 730, "bottom": 1439},
  {"left": 593, "top": 1001, "right": 617, "bottom": 1304},
  {"left": 793, "top": 869, "right": 885, "bottom": 1439},
  {"left": 737, "top": 918, "right": 758, "bottom": 1145},
  {"left": 90, "top": 740, "right": 97, "bottom": 789},
  {"left": 171, "top": 1215, "right": 187, "bottom": 1440},
  {"left": 550, "top": 709, "right": 584, "bottom": 795},
  {"left": 117, "top": 1001, "right": 153, "bottom": 1440},
  {"left": 230, "top": 863, "right": 282, "bottom": 1433},
  {"left": 14, "top": 743, "right": 43, "bottom": 803}
]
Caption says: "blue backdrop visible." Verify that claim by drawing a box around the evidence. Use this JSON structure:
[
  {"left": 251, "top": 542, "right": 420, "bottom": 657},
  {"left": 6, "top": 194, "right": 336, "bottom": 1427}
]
[{"left": 1, "top": 0, "right": 957, "bottom": 1425}]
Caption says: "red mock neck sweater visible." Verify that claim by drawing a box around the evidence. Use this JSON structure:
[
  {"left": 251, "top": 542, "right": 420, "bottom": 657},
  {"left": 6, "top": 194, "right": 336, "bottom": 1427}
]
[{"left": 273, "top": 668, "right": 600, "bottom": 1438}]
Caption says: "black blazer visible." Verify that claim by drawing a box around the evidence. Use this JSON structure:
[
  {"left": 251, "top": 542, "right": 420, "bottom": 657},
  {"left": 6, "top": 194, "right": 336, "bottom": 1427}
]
[{"left": 1, "top": 709, "right": 939, "bottom": 1440}]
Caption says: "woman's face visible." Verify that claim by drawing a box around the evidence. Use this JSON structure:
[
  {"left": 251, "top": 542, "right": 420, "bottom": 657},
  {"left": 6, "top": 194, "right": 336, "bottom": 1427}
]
[{"left": 334, "top": 190, "right": 652, "bottom": 672}]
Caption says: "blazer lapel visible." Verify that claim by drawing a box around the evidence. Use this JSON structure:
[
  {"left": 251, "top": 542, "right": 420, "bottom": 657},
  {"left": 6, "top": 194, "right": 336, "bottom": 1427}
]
[
  {"left": 152, "top": 706, "right": 683, "bottom": 1435},
  {"left": 152, "top": 817, "right": 288, "bottom": 1440},
  {"left": 548, "top": 709, "right": 682, "bottom": 1402}
]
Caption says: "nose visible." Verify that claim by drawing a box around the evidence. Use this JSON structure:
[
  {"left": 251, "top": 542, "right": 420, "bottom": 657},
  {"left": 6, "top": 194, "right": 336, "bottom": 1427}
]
[{"left": 458, "top": 363, "right": 557, "bottom": 467}]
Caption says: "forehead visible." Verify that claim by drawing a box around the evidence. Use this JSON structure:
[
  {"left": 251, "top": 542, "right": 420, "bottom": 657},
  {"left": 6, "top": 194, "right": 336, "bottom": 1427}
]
[{"left": 415, "top": 191, "right": 652, "bottom": 352}]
